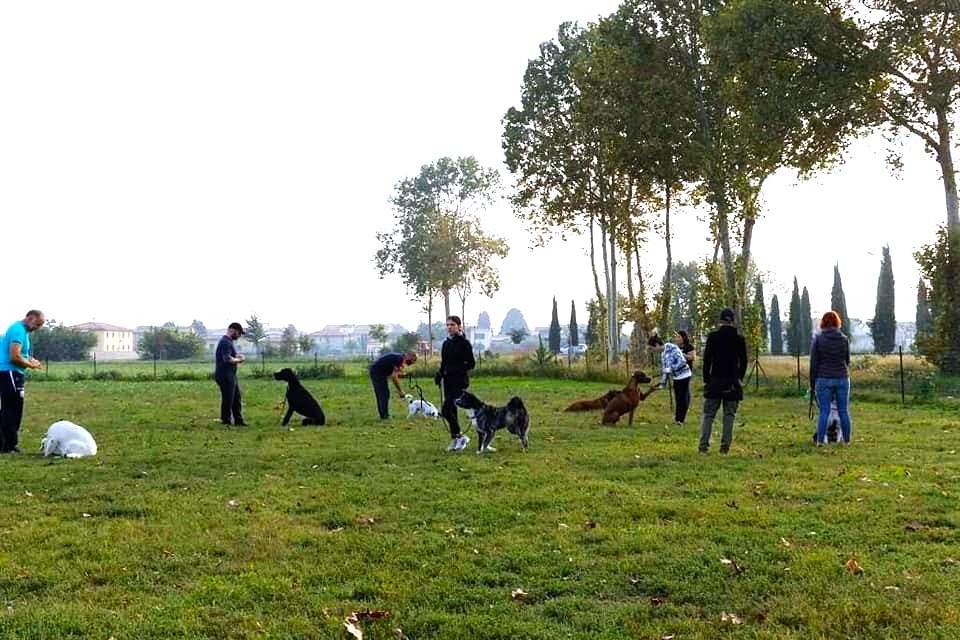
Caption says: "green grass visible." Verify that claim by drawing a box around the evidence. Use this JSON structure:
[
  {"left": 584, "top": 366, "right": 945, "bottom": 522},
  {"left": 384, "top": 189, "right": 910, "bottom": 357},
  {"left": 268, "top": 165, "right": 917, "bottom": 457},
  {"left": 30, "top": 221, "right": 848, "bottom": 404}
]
[{"left": 1, "top": 377, "right": 958, "bottom": 639}]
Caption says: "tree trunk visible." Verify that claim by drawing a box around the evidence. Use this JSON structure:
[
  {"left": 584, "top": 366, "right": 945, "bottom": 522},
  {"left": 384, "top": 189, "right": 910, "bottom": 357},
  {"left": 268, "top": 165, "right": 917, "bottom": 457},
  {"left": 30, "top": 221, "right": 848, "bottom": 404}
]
[
  {"left": 589, "top": 212, "right": 604, "bottom": 304},
  {"left": 427, "top": 295, "right": 433, "bottom": 357},
  {"left": 661, "top": 183, "right": 673, "bottom": 333},
  {"left": 608, "top": 219, "right": 619, "bottom": 364},
  {"left": 443, "top": 289, "right": 451, "bottom": 319},
  {"left": 936, "top": 107, "right": 960, "bottom": 373},
  {"left": 600, "top": 220, "right": 612, "bottom": 362},
  {"left": 738, "top": 210, "right": 757, "bottom": 330},
  {"left": 716, "top": 200, "right": 737, "bottom": 310}
]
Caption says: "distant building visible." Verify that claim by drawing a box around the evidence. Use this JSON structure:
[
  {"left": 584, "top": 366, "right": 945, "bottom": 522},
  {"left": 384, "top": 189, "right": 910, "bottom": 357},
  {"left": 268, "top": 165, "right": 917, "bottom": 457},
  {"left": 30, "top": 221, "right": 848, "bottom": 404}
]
[
  {"left": 71, "top": 322, "right": 137, "bottom": 361},
  {"left": 466, "top": 325, "right": 493, "bottom": 352},
  {"left": 309, "top": 324, "right": 407, "bottom": 355}
]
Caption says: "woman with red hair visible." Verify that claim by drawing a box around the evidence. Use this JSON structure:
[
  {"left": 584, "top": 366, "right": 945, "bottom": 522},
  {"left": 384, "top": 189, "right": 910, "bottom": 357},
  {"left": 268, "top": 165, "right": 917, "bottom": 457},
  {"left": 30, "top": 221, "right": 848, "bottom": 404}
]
[{"left": 809, "top": 311, "right": 852, "bottom": 445}]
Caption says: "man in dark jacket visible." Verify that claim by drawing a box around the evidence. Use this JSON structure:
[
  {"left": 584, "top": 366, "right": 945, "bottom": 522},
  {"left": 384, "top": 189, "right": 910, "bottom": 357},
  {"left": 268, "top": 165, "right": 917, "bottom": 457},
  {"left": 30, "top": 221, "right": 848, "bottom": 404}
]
[
  {"left": 435, "top": 316, "right": 476, "bottom": 451},
  {"left": 699, "top": 308, "right": 748, "bottom": 453},
  {"left": 215, "top": 322, "right": 247, "bottom": 426},
  {"left": 369, "top": 350, "right": 417, "bottom": 419}
]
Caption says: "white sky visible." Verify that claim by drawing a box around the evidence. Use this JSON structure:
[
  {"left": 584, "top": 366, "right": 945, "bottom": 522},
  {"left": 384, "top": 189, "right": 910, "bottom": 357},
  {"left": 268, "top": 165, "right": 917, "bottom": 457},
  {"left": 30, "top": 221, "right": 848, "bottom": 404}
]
[{"left": 0, "top": 1, "right": 946, "bottom": 333}]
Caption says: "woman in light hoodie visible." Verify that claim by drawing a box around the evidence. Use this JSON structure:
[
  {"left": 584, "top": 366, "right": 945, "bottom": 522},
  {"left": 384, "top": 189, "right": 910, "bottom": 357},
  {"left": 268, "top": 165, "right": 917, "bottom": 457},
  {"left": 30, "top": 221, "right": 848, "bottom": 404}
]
[{"left": 649, "top": 334, "right": 693, "bottom": 426}]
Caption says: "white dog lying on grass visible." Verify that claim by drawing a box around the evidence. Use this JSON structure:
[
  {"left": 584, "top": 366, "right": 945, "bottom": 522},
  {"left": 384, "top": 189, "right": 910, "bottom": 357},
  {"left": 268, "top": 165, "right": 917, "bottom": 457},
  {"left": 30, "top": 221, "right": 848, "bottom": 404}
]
[{"left": 41, "top": 421, "right": 97, "bottom": 458}]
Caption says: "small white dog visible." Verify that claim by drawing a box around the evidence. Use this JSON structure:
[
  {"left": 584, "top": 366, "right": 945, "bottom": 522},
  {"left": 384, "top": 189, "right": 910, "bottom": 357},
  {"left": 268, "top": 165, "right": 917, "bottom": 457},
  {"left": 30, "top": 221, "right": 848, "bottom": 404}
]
[
  {"left": 41, "top": 420, "right": 98, "bottom": 458},
  {"left": 405, "top": 393, "right": 440, "bottom": 419}
]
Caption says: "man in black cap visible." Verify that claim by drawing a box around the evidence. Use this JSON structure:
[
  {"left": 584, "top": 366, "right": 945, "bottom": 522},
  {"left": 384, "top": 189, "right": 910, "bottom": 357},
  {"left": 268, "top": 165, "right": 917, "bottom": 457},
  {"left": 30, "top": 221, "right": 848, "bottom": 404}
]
[
  {"left": 699, "top": 308, "right": 748, "bottom": 453},
  {"left": 215, "top": 322, "right": 247, "bottom": 426}
]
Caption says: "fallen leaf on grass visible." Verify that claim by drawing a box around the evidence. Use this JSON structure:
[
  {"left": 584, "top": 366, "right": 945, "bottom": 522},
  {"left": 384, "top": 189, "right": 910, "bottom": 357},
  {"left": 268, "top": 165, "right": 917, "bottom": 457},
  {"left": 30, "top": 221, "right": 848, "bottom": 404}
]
[
  {"left": 780, "top": 537, "right": 792, "bottom": 548},
  {"left": 161, "top": 549, "right": 176, "bottom": 558},
  {"left": 16, "top": 568, "right": 29, "bottom": 579},
  {"left": 24, "top": 491, "right": 33, "bottom": 498},
  {"left": 661, "top": 636, "right": 675, "bottom": 640},
  {"left": 395, "top": 629, "right": 410, "bottom": 640},
  {"left": 343, "top": 610, "right": 390, "bottom": 640},
  {"left": 885, "top": 585, "right": 900, "bottom": 591},
  {"left": 227, "top": 500, "right": 239, "bottom": 508},
  {"left": 721, "top": 611, "right": 743, "bottom": 625},
  {"left": 355, "top": 516, "right": 376, "bottom": 526},
  {"left": 650, "top": 596, "right": 665, "bottom": 607},
  {"left": 81, "top": 513, "right": 92, "bottom": 518},
  {"left": 584, "top": 520, "right": 597, "bottom": 529},
  {"left": 558, "top": 523, "right": 569, "bottom": 529},
  {"left": 725, "top": 500, "right": 738, "bottom": 509},
  {"left": 720, "top": 557, "right": 745, "bottom": 574},
  {"left": 511, "top": 588, "right": 530, "bottom": 600},
  {"left": 846, "top": 556, "right": 864, "bottom": 576},
  {"left": 344, "top": 621, "right": 363, "bottom": 640},
  {"left": 905, "top": 521, "right": 925, "bottom": 532}
]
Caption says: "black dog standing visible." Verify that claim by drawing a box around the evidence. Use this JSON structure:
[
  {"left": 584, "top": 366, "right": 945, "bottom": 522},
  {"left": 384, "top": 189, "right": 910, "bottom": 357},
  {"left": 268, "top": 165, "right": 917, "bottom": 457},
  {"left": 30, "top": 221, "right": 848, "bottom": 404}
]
[
  {"left": 435, "top": 316, "right": 475, "bottom": 452},
  {"left": 274, "top": 368, "right": 326, "bottom": 426},
  {"left": 214, "top": 322, "right": 247, "bottom": 427}
]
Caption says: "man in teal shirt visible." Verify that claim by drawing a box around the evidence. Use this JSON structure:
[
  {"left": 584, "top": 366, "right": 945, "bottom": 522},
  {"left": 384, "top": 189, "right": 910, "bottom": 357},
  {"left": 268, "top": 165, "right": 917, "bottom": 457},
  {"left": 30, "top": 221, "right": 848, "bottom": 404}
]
[{"left": 0, "top": 310, "right": 45, "bottom": 453}]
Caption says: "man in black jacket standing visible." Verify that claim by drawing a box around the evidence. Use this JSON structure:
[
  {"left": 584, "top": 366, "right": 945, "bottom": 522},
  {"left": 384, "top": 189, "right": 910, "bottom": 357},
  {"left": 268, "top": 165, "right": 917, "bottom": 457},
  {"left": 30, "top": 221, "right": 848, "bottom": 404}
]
[
  {"left": 435, "top": 316, "right": 475, "bottom": 452},
  {"left": 699, "top": 308, "right": 748, "bottom": 454},
  {"left": 215, "top": 322, "right": 247, "bottom": 426}
]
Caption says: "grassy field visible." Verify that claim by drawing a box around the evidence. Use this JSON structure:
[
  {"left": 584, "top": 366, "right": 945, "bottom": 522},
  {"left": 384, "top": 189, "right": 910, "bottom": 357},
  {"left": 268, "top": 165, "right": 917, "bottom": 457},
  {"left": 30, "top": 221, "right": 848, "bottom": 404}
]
[{"left": 1, "top": 376, "right": 958, "bottom": 639}]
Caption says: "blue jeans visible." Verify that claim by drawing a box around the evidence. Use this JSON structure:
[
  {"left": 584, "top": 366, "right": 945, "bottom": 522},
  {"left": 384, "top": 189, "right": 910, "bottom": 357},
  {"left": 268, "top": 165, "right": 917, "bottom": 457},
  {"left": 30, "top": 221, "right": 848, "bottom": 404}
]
[{"left": 815, "top": 377, "right": 852, "bottom": 444}]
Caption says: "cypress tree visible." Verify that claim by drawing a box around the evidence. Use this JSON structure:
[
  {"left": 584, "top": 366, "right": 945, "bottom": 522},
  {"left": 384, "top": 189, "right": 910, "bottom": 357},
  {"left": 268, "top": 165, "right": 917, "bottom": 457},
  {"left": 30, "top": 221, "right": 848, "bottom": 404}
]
[
  {"left": 754, "top": 278, "right": 768, "bottom": 352},
  {"left": 800, "top": 287, "right": 813, "bottom": 355},
  {"left": 788, "top": 277, "right": 803, "bottom": 356},
  {"left": 549, "top": 297, "right": 562, "bottom": 355},
  {"left": 770, "top": 295, "right": 784, "bottom": 355},
  {"left": 569, "top": 301, "right": 579, "bottom": 347},
  {"left": 831, "top": 264, "right": 850, "bottom": 335},
  {"left": 870, "top": 246, "right": 897, "bottom": 354}
]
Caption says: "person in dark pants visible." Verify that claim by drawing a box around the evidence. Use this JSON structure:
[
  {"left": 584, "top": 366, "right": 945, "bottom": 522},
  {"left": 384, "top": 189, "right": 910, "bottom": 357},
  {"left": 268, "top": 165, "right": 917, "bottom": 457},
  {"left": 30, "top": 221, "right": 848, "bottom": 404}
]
[
  {"left": 215, "top": 322, "right": 247, "bottom": 426},
  {"left": 368, "top": 350, "right": 417, "bottom": 419},
  {"left": 649, "top": 333, "right": 693, "bottom": 426},
  {"left": 435, "top": 316, "right": 475, "bottom": 452},
  {"left": 810, "top": 311, "right": 852, "bottom": 446},
  {"left": 0, "top": 310, "right": 45, "bottom": 453},
  {"left": 677, "top": 329, "right": 696, "bottom": 415},
  {"left": 699, "top": 308, "right": 748, "bottom": 454}
]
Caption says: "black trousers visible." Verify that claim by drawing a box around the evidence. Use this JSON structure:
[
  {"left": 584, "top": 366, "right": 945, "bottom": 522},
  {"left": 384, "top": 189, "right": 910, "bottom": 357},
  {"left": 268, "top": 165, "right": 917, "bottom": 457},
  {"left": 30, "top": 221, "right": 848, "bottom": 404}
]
[
  {"left": 215, "top": 372, "right": 243, "bottom": 425},
  {"left": 370, "top": 370, "right": 390, "bottom": 419},
  {"left": 673, "top": 376, "right": 692, "bottom": 424},
  {"left": 0, "top": 371, "right": 25, "bottom": 452},
  {"left": 441, "top": 379, "right": 467, "bottom": 438}
]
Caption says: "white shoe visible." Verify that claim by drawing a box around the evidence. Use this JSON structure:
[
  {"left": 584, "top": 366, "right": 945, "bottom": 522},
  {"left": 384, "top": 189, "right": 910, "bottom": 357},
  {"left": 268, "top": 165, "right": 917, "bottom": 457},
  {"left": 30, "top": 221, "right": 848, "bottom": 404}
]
[
  {"left": 453, "top": 435, "right": 470, "bottom": 451},
  {"left": 446, "top": 439, "right": 459, "bottom": 452},
  {"left": 484, "top": 446, "right": 496, "bottom": 453}
]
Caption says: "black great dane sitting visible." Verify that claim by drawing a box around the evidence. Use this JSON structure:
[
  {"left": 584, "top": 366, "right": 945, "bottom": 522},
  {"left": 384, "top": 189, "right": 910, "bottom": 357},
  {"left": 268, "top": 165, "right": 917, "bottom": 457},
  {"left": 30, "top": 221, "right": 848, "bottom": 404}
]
[{"left": 273, "top": 368, "right": 326, "bottom": 426}]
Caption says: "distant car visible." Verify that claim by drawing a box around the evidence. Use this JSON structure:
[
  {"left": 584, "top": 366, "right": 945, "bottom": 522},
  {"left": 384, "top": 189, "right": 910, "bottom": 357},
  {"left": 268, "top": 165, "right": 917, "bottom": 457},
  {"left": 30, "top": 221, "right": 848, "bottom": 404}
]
[
  {"left": 560, "top": 345, "right": 587, "bottom": 356},
  {"left": 560, "top": 346, "right": 569, "bottom": 355}
]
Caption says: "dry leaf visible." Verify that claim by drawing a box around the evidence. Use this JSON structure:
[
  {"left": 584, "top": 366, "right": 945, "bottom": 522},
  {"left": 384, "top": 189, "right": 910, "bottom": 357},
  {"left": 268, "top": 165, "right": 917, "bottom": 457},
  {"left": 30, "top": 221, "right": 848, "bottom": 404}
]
[
  {"left": 558, "top": 523, "right": 569, "bottom": 529},
  {"left": 162, "top": 549, "right": 176, "bottom": 558},
  {"left": 905, "top": 521, "right": 925, "bottom": 532},
  {"left": 584, "top": 520, "right": 597, "bottom": 529},
  {"left": 661, "top": 636, "right": 675, "bottom": 640},
  {"left": 343, "top": 621, "right": 363, "bottom": 640},
  {"left": 720, "top": 558, "right": 733, "bottom": 565},
  {"left": 725, "top": 500, "right": 738, "bottom": 509},
  {"left": 780, "top": 537, "right": 792, "bottom": 548},
  {"left": 24, "top": 491, "right": 33, "bottom": 497},
  {"left": 511, "top": 588, "right": 530, "bottom": 600},
  {"left": 16, "top": 568, "right": 29, "bottom": 579},
  {"left": 395, "top": 629, "right": 410, "bottom": 640},
  {"left": 884, "top": 585, "right": 900, "bottom": 591},
  {"left": 846, "top": 556, "right": 864, "bottom": 576},
  {"left": 650, "top": 596, "right": 665, "bottom": 607},
  {"left": 81, "top": 513, "right": 92, "bottom": 518},
  {"left": 227, "top": 499, "right": 239, "bottom": 508},
  {"left": 355, "top": 516, "right": 376, "bottom": 526},
  {"left": 721, "top": 611, "right": 744, "bottom": 625}
]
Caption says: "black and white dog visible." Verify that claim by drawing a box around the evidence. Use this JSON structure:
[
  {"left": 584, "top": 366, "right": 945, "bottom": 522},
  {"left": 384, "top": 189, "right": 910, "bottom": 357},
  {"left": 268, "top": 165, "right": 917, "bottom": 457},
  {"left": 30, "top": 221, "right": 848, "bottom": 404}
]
[
  {"left": 454, "top": 391, "right": 529, "bottom": 454},
  {"left": 273, "top": 368, "right": 326, "bottom": 426}
]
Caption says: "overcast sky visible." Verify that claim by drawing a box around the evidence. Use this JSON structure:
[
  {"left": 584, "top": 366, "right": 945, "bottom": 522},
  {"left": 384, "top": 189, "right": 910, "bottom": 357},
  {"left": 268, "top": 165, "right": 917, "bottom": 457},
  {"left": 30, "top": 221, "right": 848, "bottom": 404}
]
[{"left": 0, "top": 1, "right": 946, "bottom": 333}]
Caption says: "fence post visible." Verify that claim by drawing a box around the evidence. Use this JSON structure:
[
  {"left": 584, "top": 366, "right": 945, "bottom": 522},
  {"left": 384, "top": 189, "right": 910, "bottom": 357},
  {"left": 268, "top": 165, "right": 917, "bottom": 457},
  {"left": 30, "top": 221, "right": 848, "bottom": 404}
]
[
  {"left": 45, "top": 359, "right": 49, "bottom": 377},
  {"left": 261, "top": 351, "right": 266, "bottom": 373},
  {"left": 625, "top": 350, "right": 630, "bottom": 376},
  {"left": 796, "top": 351, "right": 801, "bottom": 394},
  {"left": 899, "top": 345, "right": 906, "bottom": 406},
  {"left": 153, "top": 352, "right": 158, "bottom": 379},
  {"left": 314, "top": 353, "right": 318, "bottom": 368},
  {"left": 93, "top": 353, "right": 97, "bottom": 376}
]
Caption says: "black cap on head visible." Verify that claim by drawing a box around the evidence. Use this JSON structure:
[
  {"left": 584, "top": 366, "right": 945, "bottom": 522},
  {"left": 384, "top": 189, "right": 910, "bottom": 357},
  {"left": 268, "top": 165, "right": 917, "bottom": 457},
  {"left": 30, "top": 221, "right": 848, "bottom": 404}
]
[
  {"left": 228, "top": 322, "right": 245, "bottom": 335},
  {"left": 719, "top": 308, "right": 735, "bottom": 322}
]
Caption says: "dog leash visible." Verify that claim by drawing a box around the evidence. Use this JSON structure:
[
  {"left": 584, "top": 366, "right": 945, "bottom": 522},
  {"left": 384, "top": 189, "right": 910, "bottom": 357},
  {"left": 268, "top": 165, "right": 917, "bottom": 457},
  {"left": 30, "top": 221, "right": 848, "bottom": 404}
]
[{"left": 807, "top": 389, "right": 819, "bottom": 421}]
